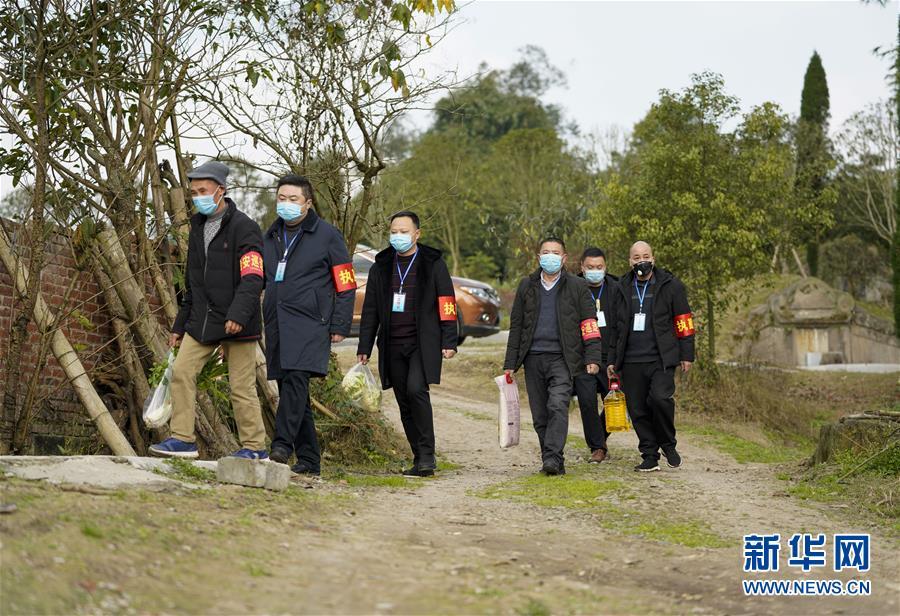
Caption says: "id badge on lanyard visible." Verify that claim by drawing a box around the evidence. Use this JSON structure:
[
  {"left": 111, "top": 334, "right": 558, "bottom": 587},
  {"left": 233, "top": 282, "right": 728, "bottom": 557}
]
[
  {"left": 393, "top": 250, "right": 418, "bottom": 313},
  {"left": 276, "top": 229, "right": 301, "bottom": 283},
  {"left": 633, "top": 278, "right": 649, "bottom": 331},
  {"left": 592, "top": 286, "right": 607, "bottom": 328},
  {"left": 392, "top": 292, "right": 406, "bottom": 313},
  {"left": 633, "top": 313, "right": 646, "bottom": 331}
]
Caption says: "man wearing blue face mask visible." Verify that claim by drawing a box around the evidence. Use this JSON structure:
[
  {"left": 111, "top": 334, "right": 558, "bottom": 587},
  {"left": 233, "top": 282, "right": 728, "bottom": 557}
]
[
  {"left": 150, "top": 160, "right": 268, "bottom": 460},
  {"left": 356, "top": 210, "right": 458, "bottom": 477},
  {"left": 262, "top": 174, "right": 356, "bottom": 474},
  {"left": 574, "top": 247, "right": 618, "bottom": 463},
  {"left": 503, "top": 238, "right": 603, "bottom": 475}
]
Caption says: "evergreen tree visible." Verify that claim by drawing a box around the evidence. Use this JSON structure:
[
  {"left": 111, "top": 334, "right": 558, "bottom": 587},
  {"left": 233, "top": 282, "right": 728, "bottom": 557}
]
[{"left": 796, "top": 51, "right": 832, "bottom": 276}]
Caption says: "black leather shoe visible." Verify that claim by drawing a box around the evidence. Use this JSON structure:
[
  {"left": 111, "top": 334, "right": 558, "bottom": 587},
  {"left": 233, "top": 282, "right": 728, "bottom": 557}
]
[{"left": 269, "top": 446, "right": 291, "bottom": 464}]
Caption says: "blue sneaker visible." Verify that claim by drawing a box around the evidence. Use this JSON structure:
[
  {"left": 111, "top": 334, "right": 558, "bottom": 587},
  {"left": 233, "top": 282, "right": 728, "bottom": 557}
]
[
  {"left": 231, "top": 448, "right": 269, "bottom": 460},
  {"left": 149, "top": 437, "right": 199, "bottom": 459}
]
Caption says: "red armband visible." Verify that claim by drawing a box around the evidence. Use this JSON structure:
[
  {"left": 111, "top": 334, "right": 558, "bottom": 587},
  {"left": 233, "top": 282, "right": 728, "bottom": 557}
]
[
  {"left": 438, "top": 296, "right": 457, "bottom": 321},
  {"left": 239, "top": 251, "right": 264, "bottom": 277},
  {"left": 331, "top": 263, "right": 357, "bottom": 292},
  {"left": 674, "top": 313, "right": 695, "bottom": 338},
  {"left": 580, "top": 318, "right": 601, "bottom": 341}
]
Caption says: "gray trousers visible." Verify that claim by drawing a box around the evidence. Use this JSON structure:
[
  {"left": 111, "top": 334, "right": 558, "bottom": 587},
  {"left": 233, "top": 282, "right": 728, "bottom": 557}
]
[{"left": 523, "top": 352, "right": 572, "bottom": 467}]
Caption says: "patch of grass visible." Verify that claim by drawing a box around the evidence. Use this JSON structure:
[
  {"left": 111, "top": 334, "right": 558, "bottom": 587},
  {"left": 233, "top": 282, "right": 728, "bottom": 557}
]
[
  {"left": 342, "top": 474, "right": 424, "bottom": 489},
  {"left": 789, "top": 444, "right": 900, "bottom": 535},
  {"left": 856, "top": 298, "right": 893, "bottom": 322},
  {"left": 479, "top": 474, "right": 626, "bottom": 509},
  {"left": 680, "top": 424, "right": 801, "bottom": 464},
  {"left": 246, "top": 562, "right": 272, "bottom": 577},
  {"left": 631, "top": 520, "right": 732, "bottom": 549},
  {"left": 160, "top": 458, "right": 216, "bottom": 483},
  {"left": 454, "top": 408, "right": 493, "bottom": 423},
  {"left": 80, "top": 523, "right": 103, "bottom": 539},
  {"left": 518, "top": 598, "right": 551, "bottom": 616},
  {"left": 475, "top": 466, "right": 733, "bottom": 548},
  {"left": 436, "top": 459, "right": 462, "bottom": 472}
]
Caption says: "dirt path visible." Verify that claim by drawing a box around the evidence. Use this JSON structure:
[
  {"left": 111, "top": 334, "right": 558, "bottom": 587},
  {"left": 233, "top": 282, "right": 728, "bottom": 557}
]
[
  {"left": 257, "top": 384, "right": 896, "bottom": 616},
  {"left": 2, "top": 344, "right": 898, "bottom": 614}
]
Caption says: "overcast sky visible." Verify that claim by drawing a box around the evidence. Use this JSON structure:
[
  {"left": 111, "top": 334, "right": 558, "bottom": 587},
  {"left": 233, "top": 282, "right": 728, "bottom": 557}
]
[
  {"left": 0, "top": 1, "right": 896, "bottom": 201},
  {"left": 412, "top": 0, "right": 897, "bottom": 138}
]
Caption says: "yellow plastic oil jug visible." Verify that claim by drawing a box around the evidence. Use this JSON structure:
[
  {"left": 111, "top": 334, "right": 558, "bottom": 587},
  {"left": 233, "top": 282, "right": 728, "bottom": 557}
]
[{"left": 604, "top": 377, "right": 631, "bottom": 433}]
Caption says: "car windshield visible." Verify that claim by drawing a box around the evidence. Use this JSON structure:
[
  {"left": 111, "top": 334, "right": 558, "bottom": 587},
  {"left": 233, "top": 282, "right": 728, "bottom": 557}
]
[{"left": 352, "top": 252, "right": 374, "bottom": 276}]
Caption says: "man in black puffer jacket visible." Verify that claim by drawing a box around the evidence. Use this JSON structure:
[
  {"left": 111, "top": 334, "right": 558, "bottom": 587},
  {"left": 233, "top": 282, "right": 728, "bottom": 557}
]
[
  {"left": 607, "top": 241, "right": 695, "bottom": 473},
  {"left": 504, "top": 237, "right": 603, "bottom": 476},
  {"left": 150, "top": 161, "right": 267, "bottom": 460}
]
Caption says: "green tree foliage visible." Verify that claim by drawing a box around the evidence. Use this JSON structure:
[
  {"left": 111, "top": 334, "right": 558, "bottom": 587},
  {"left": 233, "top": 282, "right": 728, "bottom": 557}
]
[
  {"left": 432, "top": 45, "right": 565, "bottom": 141},
  {"left": 378, "top": 48, "right": 592, "bottom": 281},
  {"left": 795, "top": 51, "right": 835, "bottom": 276},
  {"left": 580, "top": 73, "right": 798, "bottom": 363}
]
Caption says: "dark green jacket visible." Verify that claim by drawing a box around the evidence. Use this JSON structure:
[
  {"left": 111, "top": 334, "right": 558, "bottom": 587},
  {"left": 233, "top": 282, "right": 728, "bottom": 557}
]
[{"left": 503, "top": 269, "right": 603, "bottom": 378}]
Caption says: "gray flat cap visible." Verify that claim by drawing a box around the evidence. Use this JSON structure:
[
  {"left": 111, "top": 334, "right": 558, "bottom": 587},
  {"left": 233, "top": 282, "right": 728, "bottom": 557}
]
[{"left": 186, "top": 160, "right": 230, "bottom": 187}]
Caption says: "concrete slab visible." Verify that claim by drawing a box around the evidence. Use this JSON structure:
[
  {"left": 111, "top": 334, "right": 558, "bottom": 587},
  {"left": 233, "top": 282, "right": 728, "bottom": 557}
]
[{"left": 0, "top": 456, "right": 210, "bottom": 491}]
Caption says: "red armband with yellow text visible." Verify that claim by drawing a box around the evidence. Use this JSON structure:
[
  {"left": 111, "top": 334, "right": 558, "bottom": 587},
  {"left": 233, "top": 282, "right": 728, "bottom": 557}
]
[
  {"left": 331, "top": 263, "right": 357, "bottom": 292},
  {"left": 239, "top": 251, "right": 264, "bottom": 277},
  {"left": 580, "top": 318, "right": 601, "bottom": 341},
  {"left": 438, "top": 296, "right": 457, "bottom": 321},
  {"left": 674, "top": 313, "right": 695, "bottom": 338}
]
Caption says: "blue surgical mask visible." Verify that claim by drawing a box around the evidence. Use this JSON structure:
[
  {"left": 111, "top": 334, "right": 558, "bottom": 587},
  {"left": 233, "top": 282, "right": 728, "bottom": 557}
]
[
  {"left": 390, "top": 233, "right": 414, "bottom": 253},
  {"left": 276, "top": 201, "right": 304, "bottom": 221},
  {"left": 584, "top": 269, "right": 605, "bottom": 284},
  {"left": 193, "top": 194, "right": 219, "bottom": 216},
  {"left": 539, "top": 253, "right": 563, "bottom": 275}
]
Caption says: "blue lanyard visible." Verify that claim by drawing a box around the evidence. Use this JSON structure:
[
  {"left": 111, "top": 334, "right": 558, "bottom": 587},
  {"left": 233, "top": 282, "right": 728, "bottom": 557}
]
[
  {"left": 634, "top": 278, "right": 649, "bottom": 313},
  {"left": 396, "top": 249, "right": 418, "bottom": 292},
  {"left": 589, "top": 281, "right": 605, "bottom": 305},
  {"left": 281, "top": 228, "right": 301, "bottom": 262}
]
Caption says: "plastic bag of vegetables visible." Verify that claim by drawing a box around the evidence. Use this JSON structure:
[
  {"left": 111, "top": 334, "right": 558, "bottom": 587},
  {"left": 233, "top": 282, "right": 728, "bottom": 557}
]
[
  {"left": 341, "top": 362, "right": 382, "bottom": 412},
  {"left": 142, "top": 350, "right": 175, "bottom": 428}
]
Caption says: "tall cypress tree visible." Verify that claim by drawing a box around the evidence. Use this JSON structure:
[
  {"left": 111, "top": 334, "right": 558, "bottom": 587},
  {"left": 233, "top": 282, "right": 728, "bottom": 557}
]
[
  {"left": 796, "top": 51, "right": 831, "bottom": 277},
  {"left": 892, "top": 14, "right": 899, "bottom": 336}
]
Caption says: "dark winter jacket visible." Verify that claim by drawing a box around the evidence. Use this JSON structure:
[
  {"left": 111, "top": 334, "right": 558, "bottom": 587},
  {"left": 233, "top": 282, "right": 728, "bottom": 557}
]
[
  {"left": 579, "top": 272, "right": 620, "bottom": 362},
  {"left": 356, "top": 243, "right": 458, "bottom": 390},
  {"left": 262, "top": 209, "right": 355, "bottom": 379},
  {"left": 503, "top": 270, "right": 603, "bottom": 378},
  {"left": 607, "top": 267, "right": 695, "bottom": 371},
  {"left": 172, "top": 198, "right": 264, "bottom": 344}
]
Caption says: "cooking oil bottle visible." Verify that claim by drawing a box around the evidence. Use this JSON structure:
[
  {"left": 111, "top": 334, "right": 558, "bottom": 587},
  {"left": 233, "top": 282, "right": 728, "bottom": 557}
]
[{"left": 604, "top": 377, "right": 631, "bottom": 432}]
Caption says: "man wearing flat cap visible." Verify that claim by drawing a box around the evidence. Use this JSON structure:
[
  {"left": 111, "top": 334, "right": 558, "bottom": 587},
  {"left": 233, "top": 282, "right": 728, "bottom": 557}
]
[{"left": 150, "top": 160, "right": 268, "bottom": 460}]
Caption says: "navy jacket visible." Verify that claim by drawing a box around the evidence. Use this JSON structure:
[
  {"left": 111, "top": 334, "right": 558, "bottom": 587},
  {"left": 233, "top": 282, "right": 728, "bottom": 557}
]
[
  {"left": 262, "top": 209, "right": 355, "bottom": 379},
  {"left": 173, "top": 198, "right": 264, "bottom": 344}
]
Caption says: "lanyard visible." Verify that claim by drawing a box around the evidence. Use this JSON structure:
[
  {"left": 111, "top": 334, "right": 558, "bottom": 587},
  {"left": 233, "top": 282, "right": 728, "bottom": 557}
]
[
  {"left": 396, "top": 249, "right": 418, "bottom": 292},
  {"left": 589, "top": 281, "right": 605, "bottom": 305},
  {"left": 634, "top": 278, "right": 649, "bottom": 314},
  {"left": 281, "top": 227, "right": 301, "bottom": 262}
]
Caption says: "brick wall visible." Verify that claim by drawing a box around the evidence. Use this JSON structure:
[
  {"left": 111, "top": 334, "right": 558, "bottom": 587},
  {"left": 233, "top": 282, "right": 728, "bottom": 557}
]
[{"left": 0, "top": 220, "right": 166, "bottom": 454}]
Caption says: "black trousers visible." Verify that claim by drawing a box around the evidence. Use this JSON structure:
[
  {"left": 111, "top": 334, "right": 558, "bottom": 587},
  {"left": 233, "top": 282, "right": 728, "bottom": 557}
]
[
  {"left": 523, "top": 352, "right": 571, "bottom": 467},
  {"left": 573, "top": 371, "right": 611, "bottom": 452},
  {"left": 621, "top": 361, "right": 677, "bottom": 461},
  {"left": 273, "top": 370, "right": 321, "bottom": 471},
  {"left": 389, "top": 344, "right": 436, "bottom": 469}
]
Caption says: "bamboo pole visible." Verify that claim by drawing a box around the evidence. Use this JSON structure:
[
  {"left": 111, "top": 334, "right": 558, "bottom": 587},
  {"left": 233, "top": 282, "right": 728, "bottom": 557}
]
[{"left": 0, "top": 224, "right": 136, "bottom": 456}]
